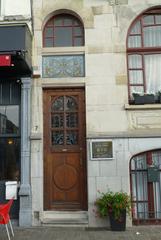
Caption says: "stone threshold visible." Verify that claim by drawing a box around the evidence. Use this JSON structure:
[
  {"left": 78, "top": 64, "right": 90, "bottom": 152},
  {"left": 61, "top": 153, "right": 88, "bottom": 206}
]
[{"left": 41, "top": 211, "right": 88, "bottom": 226}]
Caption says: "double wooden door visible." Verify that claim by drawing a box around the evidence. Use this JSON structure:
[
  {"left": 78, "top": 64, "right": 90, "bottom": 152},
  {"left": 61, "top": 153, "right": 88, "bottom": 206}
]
[{"left": 43, "top": 88, "right": 87, "bottom": 210}]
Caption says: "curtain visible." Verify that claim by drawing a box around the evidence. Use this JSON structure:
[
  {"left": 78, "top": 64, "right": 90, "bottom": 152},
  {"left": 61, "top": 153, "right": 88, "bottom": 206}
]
[{"left": 144, "top": 54, "right": 161, "bottom": 94}]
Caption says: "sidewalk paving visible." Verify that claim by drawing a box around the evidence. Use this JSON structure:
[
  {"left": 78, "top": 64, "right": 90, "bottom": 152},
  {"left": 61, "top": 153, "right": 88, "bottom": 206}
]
[{"left": 1, "top": 226, "right": 161, "bottom": 240}]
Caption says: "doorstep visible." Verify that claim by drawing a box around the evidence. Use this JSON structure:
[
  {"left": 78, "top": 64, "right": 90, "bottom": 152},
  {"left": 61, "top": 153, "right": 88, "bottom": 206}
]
[{"left": 41, "top": 211, "right": 88, "bottom": 227}]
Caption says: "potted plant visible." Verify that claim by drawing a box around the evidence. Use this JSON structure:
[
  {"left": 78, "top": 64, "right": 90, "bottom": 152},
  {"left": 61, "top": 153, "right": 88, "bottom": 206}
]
[{"left": 95, "top": 190, "right": 131, "bottom": 231}]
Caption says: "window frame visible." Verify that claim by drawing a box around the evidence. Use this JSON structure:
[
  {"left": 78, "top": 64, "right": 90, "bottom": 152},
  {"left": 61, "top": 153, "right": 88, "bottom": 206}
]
[
  {"left": 127, "top": 7, "right": 161, "bottom": 104},
  {"left": 43, "top": 13, "right": 84, "bottom": 48}
]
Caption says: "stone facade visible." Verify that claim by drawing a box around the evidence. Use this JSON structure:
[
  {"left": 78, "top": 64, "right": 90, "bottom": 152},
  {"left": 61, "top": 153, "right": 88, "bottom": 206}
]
[{"left": 31, "top": 0, "right": 161, "bottom": 227}]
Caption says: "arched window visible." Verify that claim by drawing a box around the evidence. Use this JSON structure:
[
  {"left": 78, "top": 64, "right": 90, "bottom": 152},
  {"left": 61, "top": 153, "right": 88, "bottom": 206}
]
[
  {"left": 130, "top": 150, "right": 161, "bottom": 224},
  {"left": 127, "top": 7, "right": 161, "bottom": 104},
  {"left": 43, "top": 13, "right": 84, "bottom": 47}
]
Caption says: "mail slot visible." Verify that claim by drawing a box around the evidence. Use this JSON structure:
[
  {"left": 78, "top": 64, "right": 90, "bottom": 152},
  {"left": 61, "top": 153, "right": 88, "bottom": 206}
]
[{"left": 147, "top": 166, "right": 160, "bottom": 182}]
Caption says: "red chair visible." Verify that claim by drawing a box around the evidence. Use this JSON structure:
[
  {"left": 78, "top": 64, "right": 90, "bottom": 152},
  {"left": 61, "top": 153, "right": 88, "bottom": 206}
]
[{"left": 0, "top": 198, "right": 14, "bottom": 240}]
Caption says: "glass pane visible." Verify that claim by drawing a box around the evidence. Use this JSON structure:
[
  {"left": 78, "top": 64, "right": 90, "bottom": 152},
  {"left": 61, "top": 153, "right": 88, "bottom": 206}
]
[
  {"left": 11, "top": 82, "right": 21, "bottom": 104},
  {"left": 129, "top": 70, "right": 143, "bottom": 84},
  {"left": 2, "top": 83, "right": 10, "bottom": 104},
  {"left": 74, "top": 27, "right": 82, "bottom": 35},
  {"left": 137, "top": 203, "right": 148, "bottom": 219},
  {"left": 42, "top": 55, "right": 85, "bottom": 78},
  {"left": 51, "top": 114, "right": 63, "bottom": 128},
  {"left": 130, "top": 86, "right": 144, "bottom": 98},
  {"left": 152, "top": 151, "right": 161, "bottom": 168},
  {"left": 135, "top": 172, "right": 148, "bottom": 200},
  {"left": 54, "top": 17, "right": 63, "bottom": 26},
  {"left": 131, "top": 155, "right": 147, "bottom": 170},
  {"left": 51, "top": 131, "right": 64, "bottom": 145},
  {"left": 144, "top": 54, "right": 161, "bottom": 94},
  {"left": 55, "top": 27, "right": 72, "bottom": 47},
  {"left": 143, "top": 15, "right": 154, "bottom": 25},
  {"left": 44, "top": 27, "right": 53, "bottom": 38},
  {"left": 128, "top": 36, "right": 141, "bottom": 48},
  {"left": 74, "top": 38, "right": 83, "bottom": 46},
  {"left": 0, "top": 138, "right": 20, "bottom": 181},
  {"left": 66, "top": 96, "right": 78, "bottom": 111},
  {"left": 128, "top": 55, "right": 142, "bottom": 69},
  {"left": 156, "top": 15, "right": 161, "bottom": 24},
  {"left": 143, "top": 26, "right": 161, "bottom": 47},
  {"left": 0, "top": 106, "right": 19, "bottom": 134},
  {"left": 66, "top": 113, "right": 78, "bottom": 128},
  {"left": 52, "top": 97, "right": 64, "bottom": 111},
  {"left": 73, "top": 19, "right": 80, "bottom": 26},
  {"left": 64, "top": 17, "right": 72, "bottom": 26},
  {"left": 44, "top": 38, "right": 53, "bottom": 47},
  {"left": 130, "top": 21, "right": 141, "bottom": 34},
  {"left": 66, "top": 131, "right": 78, "bottom": 145}
]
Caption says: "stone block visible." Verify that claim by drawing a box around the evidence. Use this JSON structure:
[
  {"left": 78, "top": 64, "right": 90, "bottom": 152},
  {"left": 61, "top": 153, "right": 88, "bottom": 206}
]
[
  {"left": 115, "top": 74, "right": 127, "bottom": 85},
  {"left": 99, "top": 160, "right": 117, "bottom": 177},
  {"left": 88, "top": 177, "right": 97, "bottom": 202},
  {"left": 88, "top": 160, "right": 100, "bottom": 177}
]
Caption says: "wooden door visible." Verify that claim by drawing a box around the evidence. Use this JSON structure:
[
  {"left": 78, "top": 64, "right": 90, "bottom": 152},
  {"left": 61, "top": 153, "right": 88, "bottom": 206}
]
[{"left": 43, "top": 88, "right": 87, "bottom": 210}]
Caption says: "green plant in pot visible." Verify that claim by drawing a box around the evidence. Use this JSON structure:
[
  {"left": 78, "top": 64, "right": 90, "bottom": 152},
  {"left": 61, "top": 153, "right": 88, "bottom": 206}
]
[{"left": 95, "top": 190, "right": 131, "bottom": 231}]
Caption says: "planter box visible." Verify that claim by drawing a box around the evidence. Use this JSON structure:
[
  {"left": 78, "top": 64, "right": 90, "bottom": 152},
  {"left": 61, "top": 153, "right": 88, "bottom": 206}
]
[
  {"left": 109, "top": 209, "right": 126, "bottom": 231},
  {"left": 133, "top": 94, "right": 155, "bottom": 105}
]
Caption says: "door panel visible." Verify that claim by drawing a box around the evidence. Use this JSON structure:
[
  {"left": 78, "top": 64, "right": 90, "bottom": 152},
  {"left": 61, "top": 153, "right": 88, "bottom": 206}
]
[{"left": 43, "top": 88, "right": 87, "bottom": 210}]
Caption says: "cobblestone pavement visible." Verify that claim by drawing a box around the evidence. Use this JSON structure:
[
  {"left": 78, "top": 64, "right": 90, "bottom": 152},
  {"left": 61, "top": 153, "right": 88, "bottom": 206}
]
[{"left": 1, "top": 226, "right": 161, "bottom": 240}]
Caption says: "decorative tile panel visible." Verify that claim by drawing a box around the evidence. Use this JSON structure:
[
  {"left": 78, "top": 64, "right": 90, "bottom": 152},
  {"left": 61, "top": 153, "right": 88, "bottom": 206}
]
[{"left": 42, "top": 55, "right": 85, "bottom": 78}]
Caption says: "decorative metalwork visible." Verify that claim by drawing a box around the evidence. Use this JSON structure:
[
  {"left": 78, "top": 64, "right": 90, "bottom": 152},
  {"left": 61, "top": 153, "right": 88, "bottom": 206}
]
[
  {"left": 66, "top": 113, "right": 78, "bottom": 128},
  {"left": 51, "top": 114, "right": 63, "bottom": 128},
  {"left": 52, "top": 131, "right": 64, "bottom": 145},
  {"left": 42, "top": 55, "right": 85, "bottom": 78},
  {"left": 51, "top": 95, "right": 79, "bottom": 146},
  {"left": 52, "top": 96, "right": 64, "bottom": 111},
  {"left": 66, "top": 96, "right": 78, "bottom": 111},
  {"left": 66, "top": 131, "right": 78, "bottom": 145}
]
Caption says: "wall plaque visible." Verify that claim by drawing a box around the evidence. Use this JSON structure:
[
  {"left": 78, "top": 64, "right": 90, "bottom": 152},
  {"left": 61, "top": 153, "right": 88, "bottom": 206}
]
[{"left": 90, "top": 139, "right": 113, "bottom": 160}]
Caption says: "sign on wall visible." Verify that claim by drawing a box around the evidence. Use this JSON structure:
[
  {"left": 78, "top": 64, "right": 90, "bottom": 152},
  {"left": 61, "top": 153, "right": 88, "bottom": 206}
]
[{"left": 90, "top": 139, "right": 113, "bottom": 160}]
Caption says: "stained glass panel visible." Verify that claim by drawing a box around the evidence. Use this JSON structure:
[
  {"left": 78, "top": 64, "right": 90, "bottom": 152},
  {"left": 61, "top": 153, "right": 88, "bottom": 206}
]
[
  {"left": 66, "top": 113, "right": 78, "bottom": 128},
  {"left": 52, "top": 131, "right": 64, "bottom": 145},
  {"left": 66, "top": 131, "right": 78, "bottom": 145},
  {"left": 42, "top": 55, "right": 85, "bottom": 78},
  {"left": 52, "top": 96, "right": 64, "bottom": 111},
  {"left": 51, "top": 114, "right": 63, "bottom": 128}
]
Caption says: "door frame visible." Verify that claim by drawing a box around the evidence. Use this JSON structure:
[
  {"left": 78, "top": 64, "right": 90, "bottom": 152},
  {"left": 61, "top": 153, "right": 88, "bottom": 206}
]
[{"left": 43, "top": 87, "right": 88, "bottom": 211}]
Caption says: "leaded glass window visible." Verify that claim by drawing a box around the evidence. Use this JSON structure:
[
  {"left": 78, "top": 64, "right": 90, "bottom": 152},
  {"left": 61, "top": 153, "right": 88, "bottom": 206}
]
[
  {"left": 51, "top": 95, "right": 79, "bottom": 146},
  {"left": 43, "top": 14, "right": 84, "bottom": 47},
  {"left": 42, "top": 55, "right": 85, "bottom": 78}
]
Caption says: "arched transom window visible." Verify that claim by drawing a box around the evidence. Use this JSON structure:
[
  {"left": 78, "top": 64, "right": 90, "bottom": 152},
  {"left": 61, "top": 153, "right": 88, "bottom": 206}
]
[
  {"left": 43, "top": 13, "right": 84, "bottom": 47},
  {"left": 127, "top": 7, "right": 161, "bottom": 104}
]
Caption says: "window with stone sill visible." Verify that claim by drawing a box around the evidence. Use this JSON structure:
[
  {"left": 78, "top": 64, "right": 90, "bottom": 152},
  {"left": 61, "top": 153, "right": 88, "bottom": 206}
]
[
  {"left": 127, "top": 7, "right": 161, "bottom": 104},
  {"left": 42, "top": 13, "right": 85, "bottom": 78}
]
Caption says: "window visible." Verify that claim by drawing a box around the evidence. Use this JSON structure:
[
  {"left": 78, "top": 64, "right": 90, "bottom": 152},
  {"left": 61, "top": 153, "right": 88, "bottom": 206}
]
[
  {"left": 127, "top": 8, "right": 161, "bottom": 103},
  {"left": 43, "top": 13, "right": 84, "bottom": 47},
  {"left": 130, "top": 150, "right": 161, "bottom": 224},
  {"left": 42, "top": 55, "right": 85, "bottom": 78},
  {"left": 0, "top": 80, "right": 21, "bottom": 181}
]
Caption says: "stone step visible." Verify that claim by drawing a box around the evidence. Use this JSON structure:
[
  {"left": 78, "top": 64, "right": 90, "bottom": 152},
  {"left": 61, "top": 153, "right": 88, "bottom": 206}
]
[{"left": 42, "top": 211, "right": 88, "bottom": 225}]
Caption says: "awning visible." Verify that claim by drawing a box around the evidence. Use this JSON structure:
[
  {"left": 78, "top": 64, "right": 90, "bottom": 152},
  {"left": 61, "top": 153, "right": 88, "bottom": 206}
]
[{"left": 0, "top": 25, "right": 32, "bottom": 78}]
